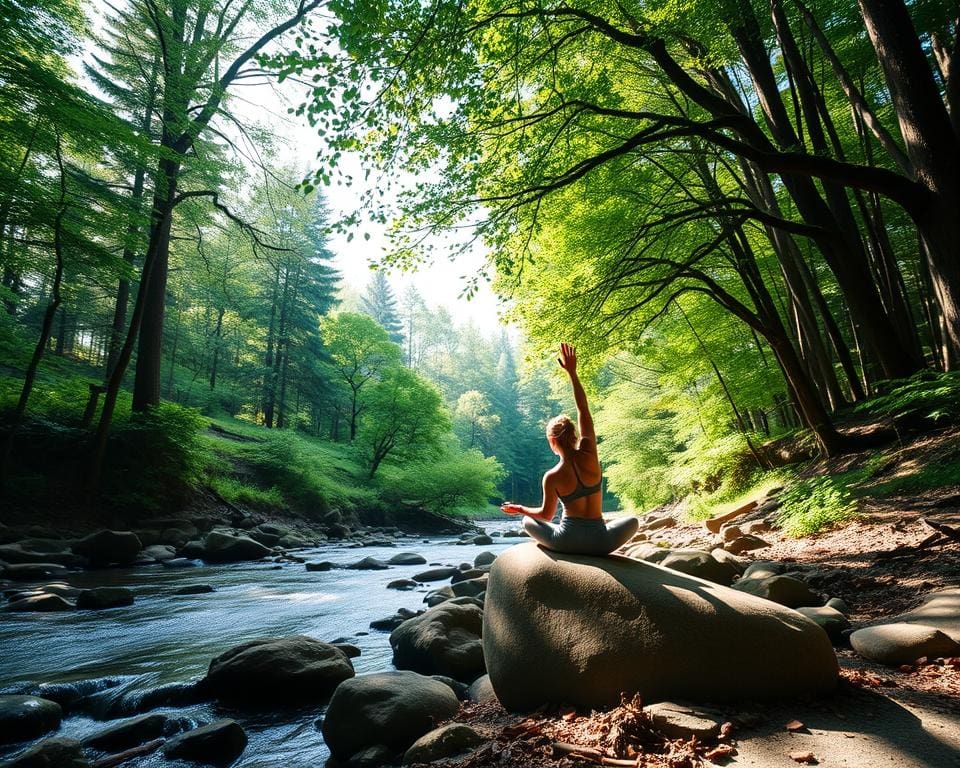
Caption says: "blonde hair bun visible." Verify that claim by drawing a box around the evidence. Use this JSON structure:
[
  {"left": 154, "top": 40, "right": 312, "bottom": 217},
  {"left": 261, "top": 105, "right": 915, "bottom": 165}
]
[{"left": 546, "top": 415, "right": 578, "bottom": 450}]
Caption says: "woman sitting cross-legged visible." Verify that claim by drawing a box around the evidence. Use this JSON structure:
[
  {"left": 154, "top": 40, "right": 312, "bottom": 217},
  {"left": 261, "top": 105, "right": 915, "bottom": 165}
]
[{"left": 500, "top": 343, "right": 639, "bottom": 555}]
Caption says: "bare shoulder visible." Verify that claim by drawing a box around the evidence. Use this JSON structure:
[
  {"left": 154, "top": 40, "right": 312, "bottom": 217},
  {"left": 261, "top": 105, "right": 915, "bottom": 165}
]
[{"left": 577, "top": 436, "right": 598, "bottom": 455}]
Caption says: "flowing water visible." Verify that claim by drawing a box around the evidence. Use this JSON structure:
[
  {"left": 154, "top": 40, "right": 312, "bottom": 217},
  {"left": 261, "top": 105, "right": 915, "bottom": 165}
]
[{"left": 0, "top": 519, "right": 521, "bottom": 766}]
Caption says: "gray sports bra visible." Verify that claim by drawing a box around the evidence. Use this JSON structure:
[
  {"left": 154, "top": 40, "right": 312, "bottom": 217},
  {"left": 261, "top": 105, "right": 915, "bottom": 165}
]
[{"left": 558, "top": 460, "right": 602, "bottom": 505}]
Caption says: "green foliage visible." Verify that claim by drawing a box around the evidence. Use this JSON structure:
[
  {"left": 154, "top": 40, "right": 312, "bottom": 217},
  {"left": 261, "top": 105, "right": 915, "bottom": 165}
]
[
  {"left": 853, "top": 372, "right": 960, "bottom": 425},
  {"left": 775, "top": 473, "right": 862, "bottom": 537},
  {"left": 210, "top": 476, "right": 286, "bottom": 509},
  {"left": 103, "top": 403, "right": 208, "bottom": 511},
  {"left": 377, "top": 440, "right": 504, "bottom": 515}
]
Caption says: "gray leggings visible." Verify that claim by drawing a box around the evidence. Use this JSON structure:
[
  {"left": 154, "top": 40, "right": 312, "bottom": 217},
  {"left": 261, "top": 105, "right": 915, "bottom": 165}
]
[{"left": 522, "top": 515, "right": 639, "bottom": 556}]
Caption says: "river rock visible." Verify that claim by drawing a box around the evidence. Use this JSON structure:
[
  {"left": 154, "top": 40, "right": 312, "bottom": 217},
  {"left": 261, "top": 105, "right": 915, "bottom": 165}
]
[
  {"left": 332, "top": 643, "right": 362, "bottom": 659},
  {"left": 162, "top": 557, "right": 200, "bottom": 568},
  {"left": 658, "top": 550, "right": 738, "bottom": 586},
  {"left": 450, "top": 568, "right": 486, "bottom": 584},
  {"left": 320, "top": 671, "right": 460, "bottom": 762},
  {"left": 474, "top": 552, "right": 496, "bottom": 568},
  {"left": 0, "top": 696, "right": 62, "bottom": 744},
  {"left": 3, "top": 563, "right": 68, "bottom": 582},
  {"left": 278, "top": 534, "right": 312, "bottom": 549},
  {"left": 450, "top": 577, "right": 487, "bottom": 599},
  {"left": 645, "top": 702, "right": 722, "bottom": 740},
  {"left": 796, "top": 606, "right": 851, "bottom": 642},
  {"left": 872, "top": 588, "right": 960, "bottom": 643},
  {"left": 424, "top": 586, "right": 455, "bottom": 607},
  {"left": 200, "top": 531, "right": 271, "bottom": 563},
  {"left": 402, "top": 723, "right": 485, "bottom": 764},
  {"left": 826, "top": 597, "right": 851, "bottom": 615},
  {"left": 72, "top": 530, "right": 142, "bottom": 566},
  {"left": 160, "top": 525, "right": 197, "bottom": 548},
  {"left": 37, "top": 583, "right": 81, "bottom": 598},
  {"left": 162, "top": 719, "right": 247, "bottom": 764},
  {"left": 724, "top": 534, "right": 771, "bottom": 554},
  {"left": 482, "top": 543, "right": 838, "bottom": 711},
  {"left": 710, "top": 548, "right": 748, "bottom": 574},
  {"left": 173, "top": 584, "right": 215, "bottom": 595},
  {"left": 371, "top": 608, "right": 421, "bottom": 631},
  {"left": 76, "top": 587, "right": 134, "bottom": 610},
  {"left": 732, "top": 575, "right": 820, "bottom": 608},
  {"left": 388, "top": 553, "right": 428, "bottom": 566},
  {"left": 387, "top": 579, "right": 418, "bottom": 591},
  {"left": 248, "top": 530, "right": 281, "bottom": 547},
  {"left": 391, "top": 602, "right": 485, "bottom": 682},
  {"left": 466, "top": 674, "right": 497, "bottom": 704},
  {"left": 0, "top": 737, "right": 87, "bottom": 768},
  {"left": 720, "top": 524, "right": 743, "bottom": 542},
  {"left": 413, "top": 567, "right": 459, "bottom": 582},
  {"left": 850, "top": 623, "right": 960, "bottom": 665},
  {"left": 305, "top": 561, "right": 336, "bottom": 571},
  {"left": 347, "top": 556, "right": 391, "bottom": 571},
  {"left": 81, "top": 713, "right": 166, "bottom": 751},
  {"left": 430, "top": 676, "right": 469, "bottom": 700},
  {"left": 0, "top": 544, "right": 82, "bottom": 568},
  {"left": 141, "top": 544, "right": 177, "bottom": 562},
  {"left": 199, "top": 635, "right": 354, "bottom": 705},
  {"left": 472, "top": 535, "right": 493, "bottom": 545},
  {"left": 257, "top": 523, "right": 288, "bottom": 536},
  {"left": 4, "top": 594, "right": 73, "bottom": 612}
]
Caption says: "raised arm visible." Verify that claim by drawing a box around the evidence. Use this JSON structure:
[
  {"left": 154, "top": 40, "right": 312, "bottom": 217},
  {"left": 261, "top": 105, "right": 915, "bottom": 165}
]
[{"left": 558, "top": 343, "right": 595, "bottom": 448}]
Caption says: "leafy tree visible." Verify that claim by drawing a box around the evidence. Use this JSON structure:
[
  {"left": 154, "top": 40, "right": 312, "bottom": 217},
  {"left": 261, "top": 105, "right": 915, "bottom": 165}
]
[{"left": 454, "top": 389, "right": 500, "bottom": 451}]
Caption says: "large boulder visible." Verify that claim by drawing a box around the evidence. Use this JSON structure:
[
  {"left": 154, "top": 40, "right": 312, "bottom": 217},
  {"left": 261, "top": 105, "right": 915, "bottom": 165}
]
[
  {"left": 162, "top": 719, "right": 247, "bottom": 765},
  {"left": 867, "top": 588, "right": 960, "bottom": 643},
  {"left": 320, "top": 671, "right": 460, "bottom": 762},
  {"left": 71, "top": 530, "right": 142, "bottom": 566},
  {"left": 483, "top": 544, "right": 838, "bottom": 711},
  {"left": 198, "top": 635, "right": 354, "bottom": 705},
  {"left": 0, "top": 737, "right": 87, "bottom": 768},
  {"left": 0, "top": 696, "right": 62, "bottom": 745},
  {"left": 390, "top": 603, "right": 485, "bottom": 682},
  {"left": 389, "top": 553, "right": 428, "bottom": 566},
  {"left": 200, "top": 532, "right": 271, "bottom": 563},
  {"left": 850, "top": 624, "right": 960, "bottom": 665}
]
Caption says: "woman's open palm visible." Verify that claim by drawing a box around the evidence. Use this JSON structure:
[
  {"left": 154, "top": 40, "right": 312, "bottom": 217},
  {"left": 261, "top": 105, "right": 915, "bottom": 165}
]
[{"left": 558, "top": 342, "right": 577, "bottom": 372}]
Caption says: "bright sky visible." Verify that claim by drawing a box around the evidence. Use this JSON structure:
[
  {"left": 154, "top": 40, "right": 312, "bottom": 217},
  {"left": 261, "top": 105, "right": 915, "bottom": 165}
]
[{"left": 82, "top": 0, "right": 513, "bottom": 339}]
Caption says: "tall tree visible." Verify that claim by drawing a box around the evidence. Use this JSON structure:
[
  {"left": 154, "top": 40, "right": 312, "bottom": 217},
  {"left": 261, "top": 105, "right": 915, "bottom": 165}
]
[{"left": 360, "top": 270, "right": 404, "bottom": 344}]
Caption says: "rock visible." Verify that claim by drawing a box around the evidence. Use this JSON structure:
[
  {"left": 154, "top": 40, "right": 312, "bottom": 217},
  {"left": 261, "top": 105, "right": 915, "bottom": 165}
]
[
  {"left": 424, "top": 587, "right": 455, "bottom": 607},
  {"left": 720, "top": 524, "right": 743, "bottom": 542},
  {"left": 36, "top": 583, "right": 81, "bottom": 598},
  {"left": 320, "top": 671, "right": 460, "bottom": 762},
  {"left": 347, "top": 556, "right": 391, "bottom": 571},
  {"left": 645, "top": 702, "right": 722, "bottom": 741},
  {"left": 658, "top": 550, "right": 738, "bottom": 586},
  {"left": 850, "top": 623, "right": 960, "bottom": 665},
  {"left": 371, "top": 608, "right": 422, "bottom": 631},
  {"left": 741, "top": 561, "right": 786, "bottom": 580},
  {"left": 162, "top": 719, "right": 247, "bottom": 765},
  {"left": 430, "top": 676, "right": 469, "bottom": 700},
  {"left": 732, "top": 575, "right": 820, "bottom": 608},
  {"left": 710, "top": 548, "right": 748, "bottom": 575},
  {"left": 71, "top": 530, "right": 142, "bottom": 566},
  {"left": 347, "top": 744, "right": 394, "bottom": 767},
  {"left": 388, "top": 552, "right": 428, "bottom": 566},
  {"left": 332, "top": 643, "right": 362, "bottom": 659},
  {"left": 161, "top": 557, "right": 200, "bottom": 568},
  {"left": 391, "top": 602, "right": 485, "bottom": 682},
  {"left": 388, "top": 579, "right": 418, "bottom": 591},
  {"left": 0, "top": 737, "right": 87, "bottom": 768},
  {"left": 3, "top": 564, "right": 68, "bottom": 582},
  {"left": 248, "top": 530, "right": 281, "bottom": 547},
  {"left": 450, "top": 568, "right": 486, "bottom": 584},
  {"left": 466, "top": 674, "right": 497, "bottom": 704},
  {"left": 724, "top": 534, "right": 771, "bottom": 554},
  {"left": 873, "top": 588, "right": 960, "bottom": 643},
  {"left": 0, "top": 696, "right": 62, "bottom": 745},
  {"left": 0, "top": 544, "right": 82, "bottom": 568},
  {"left": 173, "top": 584, "right": 215, "bottom": 595},
  {"left": 278, "top": 534, "right": 311, "bottom": 549},
  {"left": 327, "top": 522, "right": 351, "bottom": 539},
  {"left": 4, "top": 594, "right": 73, "bottom": 612},
  {"left": 402, "top": 723, "right": 485, "bottom": 764},
  {"left": 139, "top": 545, "right": 175, "bottom": 564},
  {"left": 826, "top": 597, "right": 851, "bottom": 615},
  {"left": 159, "top": 526, "right": 196, "bottom": 548},
  {"left": 199, "top": 635, "right": 354, "bottom": 705},
  {"left": 743, "top": 520, "right": 773, "bottom": 535},
  {"left": 703, "top": 500, "right": 758, "bottom": 534},
  {"left": 76, "top": 587, "right": 134, "bottom": 610},
  {"left": 643, "top": 516, "right": 676, "bottom": 530},
  {"left": 450, "top": 577, "right": 488, "bottom": 598},
  {"left": 482, "top": 543, "right": 838, "bottom": 711},
  {"left": 413, "top": 567, "right": 460, "bottom": 582},
  {"left": 305, "top": 561, "right": 336, "bottom": 572},
  {"left": 361, "top": 538, "right": 397, "bottom": 548},
  {"left": 472, "top": 535, "right": 493, "bottom": 545},
  {"left": 201, "top": 531, "right": 271, "bottom": 563},
  {"left": 257, "top": 523, "right": 288, "bottom": 536},
  {"left": 474, "top": 552, "right": 496, "bottom": 568},
  {"left": 796, "top": 606, "right": 851, "bottom": 642},
  {"left": 81, "top": 713, "right": 166, "bottom": 751}
]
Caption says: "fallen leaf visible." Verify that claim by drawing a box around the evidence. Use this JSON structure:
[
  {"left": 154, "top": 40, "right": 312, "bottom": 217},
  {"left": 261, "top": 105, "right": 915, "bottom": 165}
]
[
  {"left": 789, "top": 751, "right": 817, "bottom": 764},
  {"left": 784, "top": 719, "right": 806, "bottom": 733}
]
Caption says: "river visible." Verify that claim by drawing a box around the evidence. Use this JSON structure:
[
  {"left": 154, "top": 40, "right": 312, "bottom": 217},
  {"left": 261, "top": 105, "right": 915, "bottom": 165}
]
[{"left": 0, "top": 518, "right": 521, "bottom": 766}]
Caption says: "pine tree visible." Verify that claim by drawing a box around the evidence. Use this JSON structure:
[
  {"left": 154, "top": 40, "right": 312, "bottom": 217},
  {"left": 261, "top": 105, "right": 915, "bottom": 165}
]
[{"left": 360, "top": 270, "right": 404, "bottom": 345}]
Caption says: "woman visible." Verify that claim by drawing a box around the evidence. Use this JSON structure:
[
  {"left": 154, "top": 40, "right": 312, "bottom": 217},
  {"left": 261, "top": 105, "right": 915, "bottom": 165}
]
[{"left": 500, "top": 343, "right": 639, "bottom": 555}]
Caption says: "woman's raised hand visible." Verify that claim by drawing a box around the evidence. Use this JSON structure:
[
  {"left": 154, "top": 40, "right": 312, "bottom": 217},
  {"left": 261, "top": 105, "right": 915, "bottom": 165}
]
[{"left": 557, "top": 342, "right": 577, "bottom": 374}]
